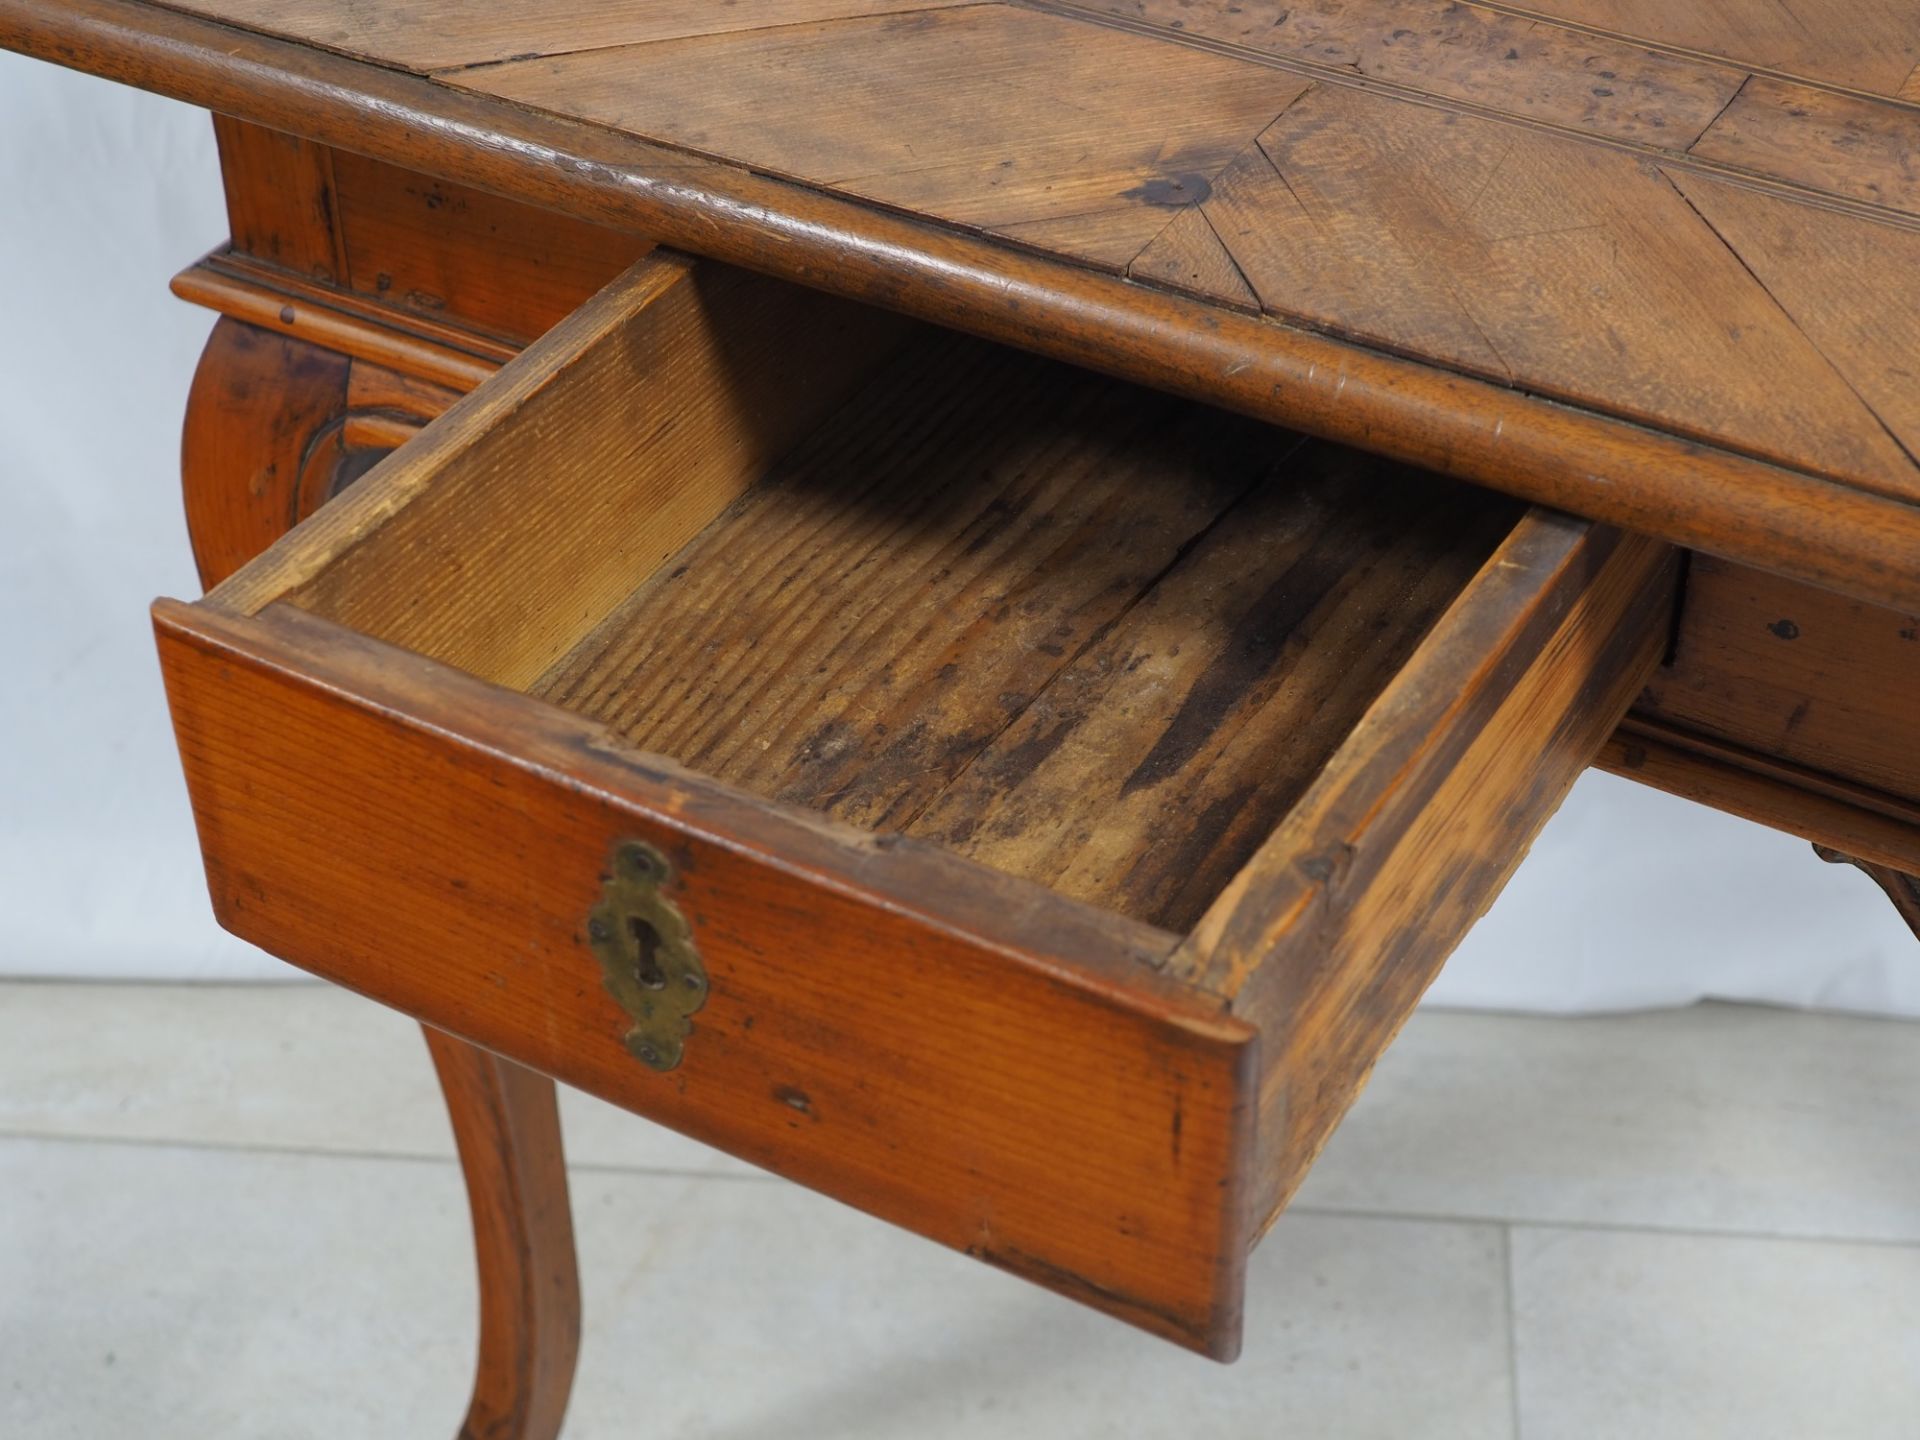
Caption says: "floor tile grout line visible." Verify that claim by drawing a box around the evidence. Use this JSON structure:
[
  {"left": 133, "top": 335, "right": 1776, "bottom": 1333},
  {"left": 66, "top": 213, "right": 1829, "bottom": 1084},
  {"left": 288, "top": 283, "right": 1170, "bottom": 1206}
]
[
  {"left": 1502, "top": 1224, "right": 1526, "bottom": 1440},
  {"left": 0, "top": 1127, "right": 781, "bottom": 1182},
  {"left": 1283, "top": 1200, "right": 1920, "bottom": 1253},
  {"left": 7, "top": 1129, "right": 1919, "bottom": 1252}
]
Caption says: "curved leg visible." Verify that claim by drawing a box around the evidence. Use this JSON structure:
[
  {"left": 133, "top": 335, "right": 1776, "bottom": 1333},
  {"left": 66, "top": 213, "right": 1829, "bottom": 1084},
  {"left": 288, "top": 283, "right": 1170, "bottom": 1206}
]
[
  {"left": 182, "top": 316, "right": 583, "bottom": 1437},
  {"left": 182, "top": 317, "right": 354, "bottom": 588},
  {"left": 426, "top": 1029, "right": 582, "bottom": 1440},
  {"left": 1814, "top": 844, "right": 1920, "bottom": 938}
]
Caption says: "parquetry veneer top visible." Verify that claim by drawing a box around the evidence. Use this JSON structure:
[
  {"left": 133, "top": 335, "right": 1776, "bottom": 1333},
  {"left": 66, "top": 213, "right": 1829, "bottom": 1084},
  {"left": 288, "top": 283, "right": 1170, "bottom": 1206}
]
[{"left": 7, "top": 0, "right": 1920, "bottom": 608}]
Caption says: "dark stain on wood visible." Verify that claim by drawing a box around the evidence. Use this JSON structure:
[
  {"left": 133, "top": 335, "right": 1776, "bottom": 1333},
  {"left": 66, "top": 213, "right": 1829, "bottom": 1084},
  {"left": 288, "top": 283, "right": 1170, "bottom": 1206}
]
[
  {"left": 533, "top": 332, "right": 1519, "bottom": 931},
  {"left": 1118, "top": 545, "right": 1351, "bottom": 800},
  {"left": 1122, "top": 172, "right": 1215, "bottom": 207}
]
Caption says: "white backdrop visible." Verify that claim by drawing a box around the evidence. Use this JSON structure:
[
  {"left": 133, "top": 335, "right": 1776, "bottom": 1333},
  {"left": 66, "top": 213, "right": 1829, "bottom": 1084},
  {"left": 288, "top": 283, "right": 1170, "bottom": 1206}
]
[{"left": 4, "top": 55, "right": 1916, "bottom": 1010}]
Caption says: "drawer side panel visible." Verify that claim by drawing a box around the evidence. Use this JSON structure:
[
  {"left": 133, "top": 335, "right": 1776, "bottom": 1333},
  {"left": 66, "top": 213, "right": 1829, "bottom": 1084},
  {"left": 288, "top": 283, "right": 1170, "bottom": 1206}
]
[{"left": 1180, "top": 520, "right": 1677, "bottom": 1231}]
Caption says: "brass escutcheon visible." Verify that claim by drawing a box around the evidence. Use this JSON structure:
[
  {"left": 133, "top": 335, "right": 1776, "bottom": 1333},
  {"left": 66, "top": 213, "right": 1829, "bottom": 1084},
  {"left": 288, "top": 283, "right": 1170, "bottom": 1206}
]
[{"left": 586, "top": 840, "right": 707, "bottom": 1071}]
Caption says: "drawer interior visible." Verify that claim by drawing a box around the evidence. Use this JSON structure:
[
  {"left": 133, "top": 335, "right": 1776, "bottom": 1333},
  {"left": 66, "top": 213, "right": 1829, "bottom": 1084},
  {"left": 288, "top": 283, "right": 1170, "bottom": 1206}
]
[
  {"left": 164, "top": 251, "right": 1672, "bottom": 1359},
  {"left": 528, "top": 333, "right": 1519, "bottom": 934}
]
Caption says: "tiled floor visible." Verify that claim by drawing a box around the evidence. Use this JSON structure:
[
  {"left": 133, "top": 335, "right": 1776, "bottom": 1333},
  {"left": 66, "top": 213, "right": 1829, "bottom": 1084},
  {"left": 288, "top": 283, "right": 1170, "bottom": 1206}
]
[{"left": 2, "top": 985, "right": 1916, "bottom": 1438}]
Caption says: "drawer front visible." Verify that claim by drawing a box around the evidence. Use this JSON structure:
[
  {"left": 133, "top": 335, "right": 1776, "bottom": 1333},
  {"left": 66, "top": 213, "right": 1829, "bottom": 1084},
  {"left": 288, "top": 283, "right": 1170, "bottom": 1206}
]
[
  {"left": 156, "top": 251, "right": 1674, "bottom": 1358},
  {"left": 156, "top": 597, "right": 1256, "bottom": 1356},
  {"left": 1638, "top": 556, "right": 1920, "bottom": 804},
  {"left": 1600, "top": 556, "right": 1920, "bottom": 874}
]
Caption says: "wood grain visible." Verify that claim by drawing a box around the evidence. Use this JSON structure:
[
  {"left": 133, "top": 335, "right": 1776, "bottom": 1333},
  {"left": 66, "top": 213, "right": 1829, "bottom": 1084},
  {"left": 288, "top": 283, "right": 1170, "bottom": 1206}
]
[
  {"left": 156, "top": 0, "right": 1920, "bottom": 105},
  {"left": 1196, "top": 124, "right": 1508, "bottom": 380},
  {"left": 202, "top": 117, "right": 655, "bottom": 363},
  {"left": 1666, "top": 173, "right": 1920, "bottom": 470},
  {"left": 329, "top": 147, "right": 652, "bottom": 343},
  {"left": 175, "top": 0, "right": 1920, "bottom": 241},
  {"left": 1514, "top": 0, "right": 1920, "bottom": 96},
  {"left": 177, "top": 188, "right": 586, "bottom": 1431},
  {"left": 1602, "top": 719, "right": 1920, "bottom": 876},
  {"left": 532, "top": 336, "right": 1280, "bottom": 840},
  {"left": 1213, "top": 84, "right": 1920, "bottom": 496},
  {"left": 211, "top": 113, "right": 345, "bottom": 282},
  {"left": 1636, "top": 555, "right": 1920, "bottom": 804},
  {"left": 1072, "top": 0, "right": 1746, "bottom": 147},
  {"left": 1692, "top": 77, "right": 1920, "bottom": 219},
  {"left": 214, "top": 254, "right": 913, "bottom": 690},
  {"left": 473, "top": 6, "right": 1311, "bottom": 269},
  {"left": 15, "top": 0, "right": 1850, "bottom": 1378},
  {"left": 339, "top": 357, "right": 459, "bottom": 452},
  {"left": 180, "top": 317, "right": 352, "bottom": 587},
  {"left": 160, "top": 0, "right": 977, "bottom": 72},
  {"left": 154, "top": 596, "right": 1258, "bottom": 1358},
  {"left": 909, "top": 446, "right": 1517, "bottom": 932},
  {"left": 1178, "top": 521, "right": 1675, "bottom": 1225},
  {"left": 423, "top": 1028, "right": 580, "bottom": 1440},
  {"left": 345, "top": 359, "right": 465, "bottom": 429},
  {"left": 14, "top": 0, "right": 1920, "bottom": 612},
  {"left": 173, "top": 255, "right": 512, "bottom": 390},
  {"left": 154, "top": 226, "right": 1680, "bottom": 1357},
  {"left": 1128, "top": 203, "right": 1259, "bottom": 310},
  {"left": 532, "top": 333, "right": 1519, "bottom": 931}
]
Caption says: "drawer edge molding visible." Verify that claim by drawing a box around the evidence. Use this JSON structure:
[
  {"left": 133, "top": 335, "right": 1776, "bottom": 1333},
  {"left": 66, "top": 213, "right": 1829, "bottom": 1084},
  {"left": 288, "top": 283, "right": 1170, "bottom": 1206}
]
[
  {"left": 173, "top": 251, "right": 513, "bottom": 391},
  {"left": 152, "top": 596, "right": 1262, "bottom": 1360}
]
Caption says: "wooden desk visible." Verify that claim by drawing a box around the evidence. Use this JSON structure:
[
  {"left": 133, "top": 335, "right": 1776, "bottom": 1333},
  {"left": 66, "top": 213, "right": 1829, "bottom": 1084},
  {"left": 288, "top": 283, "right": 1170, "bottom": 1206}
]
[{"left": 5, "top": 0, "right": 1916, "bottom": 1431}]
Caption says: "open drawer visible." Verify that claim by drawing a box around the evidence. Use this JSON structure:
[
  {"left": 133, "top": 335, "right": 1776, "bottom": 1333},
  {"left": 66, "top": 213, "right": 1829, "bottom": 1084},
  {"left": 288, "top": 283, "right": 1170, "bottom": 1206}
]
[{"left": 155, "top": 252, "right": 1674, "bottom": 1359}]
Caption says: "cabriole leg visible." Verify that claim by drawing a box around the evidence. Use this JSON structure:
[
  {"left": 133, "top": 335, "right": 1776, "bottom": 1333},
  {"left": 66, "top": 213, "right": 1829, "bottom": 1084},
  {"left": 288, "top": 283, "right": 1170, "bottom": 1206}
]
[
  {"left": 424, "top": 1029, "right": 582, "bottom": 1440},
  {"left": 182, "top": 313, "right": 583, "bottom": 1439},
  {"left": 1814, "top": 844, "right": 1920, "bottom": 939}
]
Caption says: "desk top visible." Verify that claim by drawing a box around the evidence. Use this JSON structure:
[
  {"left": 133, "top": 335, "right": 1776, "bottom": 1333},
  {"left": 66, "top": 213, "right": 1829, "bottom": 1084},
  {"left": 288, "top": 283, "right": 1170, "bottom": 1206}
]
[{"left": 8, "top": 0, "right": 1920, "bottom": 610}]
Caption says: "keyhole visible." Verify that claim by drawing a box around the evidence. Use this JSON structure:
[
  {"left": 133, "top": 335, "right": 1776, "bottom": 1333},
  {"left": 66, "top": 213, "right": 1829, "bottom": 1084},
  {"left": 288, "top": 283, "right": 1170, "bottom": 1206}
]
[{"left": 630, "top": 915, "right": 668, "bottom": 990}]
